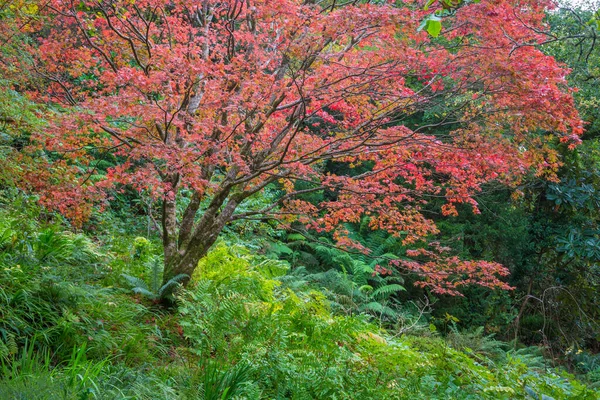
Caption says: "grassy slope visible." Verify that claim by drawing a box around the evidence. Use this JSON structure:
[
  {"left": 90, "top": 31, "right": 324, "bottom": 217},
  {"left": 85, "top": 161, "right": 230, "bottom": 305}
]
[{"left": 0, "top": 193, "right": 598, "bottom": 399}]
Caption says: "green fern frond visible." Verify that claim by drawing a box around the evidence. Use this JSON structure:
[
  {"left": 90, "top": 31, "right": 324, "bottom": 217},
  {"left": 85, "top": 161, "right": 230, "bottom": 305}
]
[
  {"left": 371, "top": 284, "right": 405, "bottom": 300},
  {"left": 149, "top": 257, "right": 163, "bottom": 294},
  {"left": 358, "top": 284, "right": 374, "bottom": 293},
  {"left": 373, "top": 236, "right": 402, "bottom": 257},
  {"left": 287, "top": 233, "right": 306, "bottom": 242},
  {"left": 158, "top": 274, "right": 188, "bottom": 299},
  {"left": 131, "top": 287, "right": 156, "bottom": 299},
  {"left": 380, "top": 305, "right": 400, "bottom": 319},
  {"left": 269, "top": 242, "right": 294, "bottom": 256},
  {"left": 312, "top": 245, "right": 342, "bottom": 269},
  {"left": 359, "top": 302, "right": 384, "bottom": 314},
  {"left": 370, "top": 253, "right": 400, "bottom": 267},
  {"left": 121, "top": 274, "right": 149, "bottom": 291},
  {"left": 350, "top": 262, "right": 373, "bottom": 286},
  {"left": 364, "top": 231, "right": 388, "bottom": 255}
]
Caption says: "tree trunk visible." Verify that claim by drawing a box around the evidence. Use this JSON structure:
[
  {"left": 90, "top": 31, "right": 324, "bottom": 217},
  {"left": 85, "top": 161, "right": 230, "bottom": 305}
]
[
  {"left": 162, "top": 242, "right": 209, "bottom": 286},
  {"left": 160, "top": 184, "right": 241, "bottom": 286}
]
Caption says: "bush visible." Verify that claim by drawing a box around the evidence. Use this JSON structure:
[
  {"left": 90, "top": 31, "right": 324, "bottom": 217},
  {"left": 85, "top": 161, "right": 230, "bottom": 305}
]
[{"left": 178, "top": 243, "right": 599, "bottom": 399}]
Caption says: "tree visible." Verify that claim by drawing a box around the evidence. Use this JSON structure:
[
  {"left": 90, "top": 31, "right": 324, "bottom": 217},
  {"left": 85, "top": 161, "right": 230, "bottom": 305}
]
[
  {"left": 545, "top": 2, "right": 600, "bottom": 139},
  {"left": 6, "top": 0, "right": 582, "bottom": 292}
]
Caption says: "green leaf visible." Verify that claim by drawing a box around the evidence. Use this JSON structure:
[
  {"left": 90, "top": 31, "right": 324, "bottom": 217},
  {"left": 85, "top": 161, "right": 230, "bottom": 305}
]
[
  {"left": 524, "top": 385, "right": 539, "bottom": 399},
  {"left": 418, "top": 15, "right": 443, "bottom": 38},
  {"left": 426, "top": 19, "right": 442, "bottom": 38},
  {"left": 359, "top": 284, "right": 374, "bottom": 293}
]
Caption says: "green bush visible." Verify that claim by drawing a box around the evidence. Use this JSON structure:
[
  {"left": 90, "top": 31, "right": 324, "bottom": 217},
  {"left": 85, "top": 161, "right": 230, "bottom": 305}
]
[{"left": 177, "top": 243, "right": 599, "bottom": 399}]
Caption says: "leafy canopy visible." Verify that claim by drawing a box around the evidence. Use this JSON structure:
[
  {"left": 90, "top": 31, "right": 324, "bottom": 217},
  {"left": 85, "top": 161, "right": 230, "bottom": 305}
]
[{"left": 5, "top": 0, "right": 583, "bottom": 292}]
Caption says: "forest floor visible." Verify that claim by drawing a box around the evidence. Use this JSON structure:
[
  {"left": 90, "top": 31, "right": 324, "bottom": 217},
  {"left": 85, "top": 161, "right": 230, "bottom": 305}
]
[{"left": 0, "top": 192, "right": 598, "bottom": 399}]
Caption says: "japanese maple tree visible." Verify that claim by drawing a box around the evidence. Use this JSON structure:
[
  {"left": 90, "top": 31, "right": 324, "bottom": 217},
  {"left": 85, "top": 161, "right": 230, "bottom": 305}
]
[{"left": 9, "top": 0, "right": 582, "bottom": 293}]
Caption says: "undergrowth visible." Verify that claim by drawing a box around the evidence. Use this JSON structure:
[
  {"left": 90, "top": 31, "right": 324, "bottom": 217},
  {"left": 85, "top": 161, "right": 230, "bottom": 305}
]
[{"left": 0, "top": 191, "right": 598, "bottom": 399}]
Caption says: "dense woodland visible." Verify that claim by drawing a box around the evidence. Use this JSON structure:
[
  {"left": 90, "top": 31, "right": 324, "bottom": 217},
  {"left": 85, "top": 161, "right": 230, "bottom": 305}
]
[{"left": 1, "top": 0, "right": 600, "bottom": 398}]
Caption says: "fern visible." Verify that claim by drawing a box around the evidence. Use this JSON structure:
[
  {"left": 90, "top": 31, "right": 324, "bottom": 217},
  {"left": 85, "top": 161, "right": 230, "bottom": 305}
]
[
  {"left": 130, "top": 286, "right": 155, "bottom": 298},
  {"left": 272, "top": 219, "right": 413, "bottom": 325},
  {"left": 360, "top": 301, "right": 385, "bottom": 314},
  {"left": 508, "top": 346, "right": 547, "bottom": 370},
  {"left": 371, "top": 284, "right": 406, "bottom": 300},
  {"left": 122, "top": 274, "right": 148, "bottom": 290},
  {"left": 349, "top": 260, "right": 373, "bottom": 286},
  {"left": 158, "top": 274, "right": 188, "bottom": 299},
  {"left": 122, "top": 257, "right": 188, "bottom": 302}
]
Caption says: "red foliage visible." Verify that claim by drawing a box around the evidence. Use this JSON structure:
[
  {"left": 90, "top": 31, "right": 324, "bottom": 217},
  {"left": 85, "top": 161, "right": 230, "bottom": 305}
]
[{"left": 6, "top": 0, "right": 582, "bottom": 291}]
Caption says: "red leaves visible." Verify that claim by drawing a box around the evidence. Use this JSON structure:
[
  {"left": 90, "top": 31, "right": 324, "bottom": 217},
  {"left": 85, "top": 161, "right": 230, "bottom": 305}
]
[
  {"left": 6, "top": 156, "right": 102, "bottom": 227},
  {"left": 8, "top": 0, "right": 584, "bottom": 293},
  {"left": 399, "top": 243, "right": 512, "bottom": 296}
]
